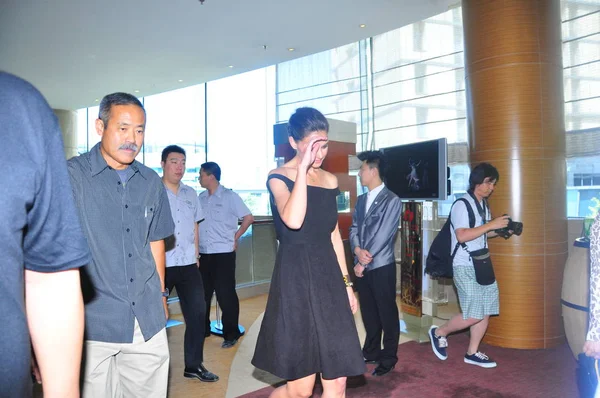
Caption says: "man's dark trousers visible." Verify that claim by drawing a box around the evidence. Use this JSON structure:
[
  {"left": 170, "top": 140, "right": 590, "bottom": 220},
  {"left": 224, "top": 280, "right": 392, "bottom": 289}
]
[
  {"left": 165, "top": 264, "right": 206, "bottom": 368},
  {"left": 356, "top": 262, "right": 399, "bottom": 369},
  {"left": 199, "top": 252, "right": 241, "bottom": 341}
]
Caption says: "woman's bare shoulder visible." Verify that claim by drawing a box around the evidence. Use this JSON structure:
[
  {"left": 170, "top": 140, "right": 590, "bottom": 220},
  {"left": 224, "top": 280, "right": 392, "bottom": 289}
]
[
  {"left": 268, "top": 167, "right": 297, "bottom": 181},
  {"left": 320, "top": 170, "right": 338, "bottom": 189}
]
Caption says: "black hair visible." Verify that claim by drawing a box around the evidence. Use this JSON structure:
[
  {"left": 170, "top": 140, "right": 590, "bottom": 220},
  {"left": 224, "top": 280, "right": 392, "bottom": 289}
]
[
  {"left": 357, "top": 150, "right": 387, "bottom": 179},
  {"left": 201, "top": 161, "right": 221, "bottom": 182},
  {"left": 161, "top": 145, "right": 186, "bottom": 163},
  {"left": 287, "top": 107, "right": 329, "bottom": 141},
  {"left": 98, "top": 92, "right": 145, "bottom": 129},
  {"left": 469, "top": 162, "right": 500, "bottom": 191}
]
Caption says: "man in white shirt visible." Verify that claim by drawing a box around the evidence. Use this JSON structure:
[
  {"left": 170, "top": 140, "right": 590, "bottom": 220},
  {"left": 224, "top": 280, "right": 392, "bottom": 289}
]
[
  {"left": 198, "top": 161, "right": 254, "bottom": 348},
  {"left": 349, "top": 150, "right": 402, "bottom": 377},
  {"left": 429, "top": 163, "right": 510, "bottom": 369},
  {"left": 161, "top": 146, "right": 218, "bottom": 382}
]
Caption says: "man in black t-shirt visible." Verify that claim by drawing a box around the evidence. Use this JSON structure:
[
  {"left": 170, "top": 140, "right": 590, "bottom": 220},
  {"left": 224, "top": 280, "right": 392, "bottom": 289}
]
[{"left": 0, "top": 72, "right": 90, "bottom": 398}]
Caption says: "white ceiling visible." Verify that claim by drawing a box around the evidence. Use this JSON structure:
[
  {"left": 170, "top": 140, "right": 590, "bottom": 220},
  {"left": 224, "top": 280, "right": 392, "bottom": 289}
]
[{"left": 0, "top": 0, "right": 457, "bottom": 110}]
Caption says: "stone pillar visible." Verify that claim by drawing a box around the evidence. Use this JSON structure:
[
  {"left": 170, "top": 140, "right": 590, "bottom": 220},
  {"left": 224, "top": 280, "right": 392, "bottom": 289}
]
[
  {"left": 462, "top": 0, "right": 568, "bottom": 349},
  {"left": 53, "top": 109, "right": 78, "bottom": 159}
]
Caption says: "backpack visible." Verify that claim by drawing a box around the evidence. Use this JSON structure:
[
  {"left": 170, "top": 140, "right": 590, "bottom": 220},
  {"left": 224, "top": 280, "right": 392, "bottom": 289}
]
[{"left": 424, "top": 198, "right": 475, "bottom": 279}]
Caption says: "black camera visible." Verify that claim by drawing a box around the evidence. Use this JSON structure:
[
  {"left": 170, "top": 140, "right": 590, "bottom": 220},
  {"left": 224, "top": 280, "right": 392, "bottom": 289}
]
[{"left": 495, "top": 215, "right": 523, "bottom": 239}]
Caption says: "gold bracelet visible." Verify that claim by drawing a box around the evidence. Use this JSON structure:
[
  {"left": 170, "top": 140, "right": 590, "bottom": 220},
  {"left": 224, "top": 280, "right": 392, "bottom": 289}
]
[{"left": 343, "top": 274, "right": 353, "bottom": 287}]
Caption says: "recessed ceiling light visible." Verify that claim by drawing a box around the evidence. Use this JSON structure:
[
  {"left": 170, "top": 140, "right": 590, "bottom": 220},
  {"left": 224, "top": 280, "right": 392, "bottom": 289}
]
[
  {"left": 288, "top": 48, "right": 295, "bottom": 52},
  {"left": 178, "top": 79, "right": 183, "bottom": 82},
  {"left": 359, "top": 24, "right": 367, "bottom": 28},
  {"left": 94, "top": 99, "right": 99, "bottom": 102},
  {"left": 228, "top": 65, "right": 234, "bottom": 68},
  {"left": 134, "top": 90, "right": 140, "bottom": 93}
]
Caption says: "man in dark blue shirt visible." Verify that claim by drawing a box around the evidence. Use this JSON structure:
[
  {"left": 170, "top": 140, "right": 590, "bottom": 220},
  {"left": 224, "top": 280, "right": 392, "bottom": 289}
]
[
  {"left": 68, "top": 93, "right": 175, "bottom": 397},
  {"left": 0, "top": 72, "right": 90, "bottom": 398}
]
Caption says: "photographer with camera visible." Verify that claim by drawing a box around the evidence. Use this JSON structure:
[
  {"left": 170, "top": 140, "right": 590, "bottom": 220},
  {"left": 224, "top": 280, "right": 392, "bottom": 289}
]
[{"left": 429, "top": 163, "right": 518, "bottom": 368}]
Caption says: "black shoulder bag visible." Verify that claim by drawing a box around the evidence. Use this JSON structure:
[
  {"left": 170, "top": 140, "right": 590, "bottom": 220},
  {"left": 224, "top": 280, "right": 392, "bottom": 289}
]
[{"left": 465, "top": 191, "right": 495, "bottom": 286}]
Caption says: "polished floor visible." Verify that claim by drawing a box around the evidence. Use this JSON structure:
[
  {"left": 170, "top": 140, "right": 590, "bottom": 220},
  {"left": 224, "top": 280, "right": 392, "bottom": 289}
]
[
  {"left": 167, "top": 295, "right": 269, "bottom": 398},
  {"left": 32, "top": 294, "right": 456, "bottom": 397}
]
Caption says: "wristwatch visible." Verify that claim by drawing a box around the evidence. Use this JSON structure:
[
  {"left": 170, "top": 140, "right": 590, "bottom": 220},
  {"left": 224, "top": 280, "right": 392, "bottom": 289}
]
[{"left": 161, "top": 288, "right": 170, "bottom": 297}]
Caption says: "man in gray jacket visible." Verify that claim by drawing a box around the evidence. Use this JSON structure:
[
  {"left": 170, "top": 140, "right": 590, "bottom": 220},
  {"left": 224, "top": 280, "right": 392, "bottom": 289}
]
[{"left": 350, "top": 150, "right": 402, "bottom": 377}]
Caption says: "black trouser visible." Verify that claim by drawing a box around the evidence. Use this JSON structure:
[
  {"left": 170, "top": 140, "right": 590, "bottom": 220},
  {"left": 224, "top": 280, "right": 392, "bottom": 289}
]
[
  {"left": 356, "top": 262, "right": 399, "bottom": 368},
  {"left": 165, "top": 264, "right": 206, "bottom": 368},
  {"left": 199, "top": 252, "right": 241, "bottom": 341}
]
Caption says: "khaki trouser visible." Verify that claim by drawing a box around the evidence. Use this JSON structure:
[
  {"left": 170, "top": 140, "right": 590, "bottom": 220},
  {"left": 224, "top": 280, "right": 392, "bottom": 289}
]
[{"left": 82, "top": 319, "right": 169, "bottom": 398}]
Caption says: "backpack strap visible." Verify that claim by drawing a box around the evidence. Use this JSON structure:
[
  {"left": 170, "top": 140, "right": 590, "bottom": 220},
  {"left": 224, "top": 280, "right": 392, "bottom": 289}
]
[{"left": 450, "top": 197, "right": 476, "bottom": 255}]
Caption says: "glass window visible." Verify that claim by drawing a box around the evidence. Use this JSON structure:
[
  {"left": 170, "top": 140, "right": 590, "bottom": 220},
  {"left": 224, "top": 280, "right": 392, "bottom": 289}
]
[
  {"left": 562, "top": 1, "right": 600, "bottom": 217},
  {"left": 567, "top": 155, "right": 600, "bottom": 217},
  {"left": 372, "top": 7, "right": 467, "bottom": 151},
  {"left": 143, "top": 85, "right": 206, "bottom": 191},
  {"left": 276, "top": 42, "right": 369, "bottom": 152},
  {"left": 206, "top": 67, "right": 276, "bottom": 215}
]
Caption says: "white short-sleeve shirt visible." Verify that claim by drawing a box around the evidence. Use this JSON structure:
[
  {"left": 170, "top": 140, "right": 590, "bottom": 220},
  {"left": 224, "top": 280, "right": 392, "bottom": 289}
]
[
  {"left": 165, "top": 183, "right": 204, "bottom": 267},
  {"left": 450, "top": 193, "right": 491, "bottom": 266},
  {"left": 198, "top": 184, "right": 251, "bottom": 254}
]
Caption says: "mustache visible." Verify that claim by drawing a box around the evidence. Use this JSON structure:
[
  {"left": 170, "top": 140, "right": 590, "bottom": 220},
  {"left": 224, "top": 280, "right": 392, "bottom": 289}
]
[{"left": 119, "top": 143, "right": 139, "bottom": 151}]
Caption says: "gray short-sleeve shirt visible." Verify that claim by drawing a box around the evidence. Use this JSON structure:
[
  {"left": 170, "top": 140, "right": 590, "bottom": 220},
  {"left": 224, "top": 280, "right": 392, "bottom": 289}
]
[
  {"left": 165, "top": 183, "right": 204, "bottom": 266},
  {"left": 450, "top": 193, "right": 491, "bottom": 266},
  {"left": 68, "top": 143, "right": 174, "bottom": 343},
  {"left": 198, "top": 184, "right": 251, "bottom": 254}
]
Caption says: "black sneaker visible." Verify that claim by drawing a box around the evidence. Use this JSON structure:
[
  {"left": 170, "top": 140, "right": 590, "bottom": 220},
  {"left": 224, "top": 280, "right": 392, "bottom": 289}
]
[
  {"left": 464, "top": 352, "right": 497, "bottom": 368},
  {"left": 428, "top": 326, "right": 448, "bottom": 360}
]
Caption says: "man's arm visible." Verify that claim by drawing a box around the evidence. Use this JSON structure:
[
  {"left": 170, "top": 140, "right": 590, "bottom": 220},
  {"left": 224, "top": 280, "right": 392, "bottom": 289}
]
[
  {"left": 234, "top": 214, "right": 254, "bottom": 249},
  {"left": 362, "top": 197, "right": 402, "bottom": 263},
  {"left": 349, "top": 199, "right": 360, "bottom": 259},
  {"left": 26, "top": 269, "right": 83, "bottom": 398},
  {"left": 455, "top": 216, "right": 509, "bottom": 243},
  {"left": 195, "top": 222, "right": 200, "bottom": 267},
  {"left": 150, "top": 240, "right": 168, "bottom": 319}
]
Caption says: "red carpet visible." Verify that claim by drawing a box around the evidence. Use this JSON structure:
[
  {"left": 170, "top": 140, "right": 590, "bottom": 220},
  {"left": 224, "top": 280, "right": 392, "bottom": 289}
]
[{"left": 240, "top": 332, "right": 577, "bottom": 398}]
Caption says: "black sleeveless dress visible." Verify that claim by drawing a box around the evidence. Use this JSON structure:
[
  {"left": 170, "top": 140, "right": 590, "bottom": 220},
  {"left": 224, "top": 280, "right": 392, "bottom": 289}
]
[{"left": 251, "top": 174, "right": 366, "bottom": 380}]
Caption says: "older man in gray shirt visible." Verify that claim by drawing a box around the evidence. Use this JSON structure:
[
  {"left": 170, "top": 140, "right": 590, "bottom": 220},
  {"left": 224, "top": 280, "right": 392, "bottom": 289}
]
[{"left": 68, "top": 93, "right": 174, "bottom": 397}]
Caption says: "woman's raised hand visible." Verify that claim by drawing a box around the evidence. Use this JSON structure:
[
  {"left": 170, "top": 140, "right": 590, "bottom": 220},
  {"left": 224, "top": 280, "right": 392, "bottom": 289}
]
[{"left": 298, "top": 137, "right": 327, "bottom": 171}]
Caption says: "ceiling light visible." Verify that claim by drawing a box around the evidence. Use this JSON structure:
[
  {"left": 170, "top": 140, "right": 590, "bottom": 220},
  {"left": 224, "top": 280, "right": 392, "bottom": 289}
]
[
  {"left": 178, "top": 79, "right": 183, "bottom": 82},
  {"left": 288, "top": 48, "right": 295, "bottom": 52},
  {"left": 359, "top": 24, "right": 366, "bottom": 28},
  {"left": 94, "top": 99, "right": 99, "bottom": 102},
  {"left": 134, "top": 90, "right": 140, "bottom": 93},
  {"left": 228, "top": 65, "right": 234, "bottom": 68}
]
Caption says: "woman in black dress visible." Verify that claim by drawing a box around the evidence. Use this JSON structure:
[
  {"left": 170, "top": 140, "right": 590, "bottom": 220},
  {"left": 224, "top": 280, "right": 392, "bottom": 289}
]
[{"left": 252, "top": 107, "right": 366, "bottom": 397}]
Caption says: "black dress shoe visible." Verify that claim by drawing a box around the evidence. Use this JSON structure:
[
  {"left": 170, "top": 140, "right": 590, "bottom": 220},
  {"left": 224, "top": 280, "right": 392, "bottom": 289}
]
[
  {"left": 364, "top": 358, "right": 378, "bottom": 365},
  {"left": 372, "top": 364, "right": 395, "bottom": 377},
  {"left": 184, "top": 364, "right": 219, "bottom": 382},
  {"left": 221, "top": 337, "right": 239, "bottom": 348}
]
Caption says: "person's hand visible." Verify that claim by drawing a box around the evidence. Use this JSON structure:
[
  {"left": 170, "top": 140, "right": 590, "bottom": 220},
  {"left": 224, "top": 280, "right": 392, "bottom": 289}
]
[
  {"left": 298, "top": 137, "right": 327, "bottom": 171},
  {"left": 234, "top": 238, "right": 239, "bottom": 251},
  {"left": 196, "top": 258, "right": 200, "bottom": 268},
  {"left": 354, "top": 263, "right": 365, "bottom": 278},
  {"left": 347, "top": 287, "right": 358, "bottom": 314},
  {"left": 489, "top": 215, "right": 510, "bottom": 231},
  {"left": 354, "top": 248, "right": 373, "bottom": 265},
  {"left": 584, "top": 340, "right": 600, "bottom": 359},
  {"left": 163, "top": 297, "right": 169, "bottom": 321}
]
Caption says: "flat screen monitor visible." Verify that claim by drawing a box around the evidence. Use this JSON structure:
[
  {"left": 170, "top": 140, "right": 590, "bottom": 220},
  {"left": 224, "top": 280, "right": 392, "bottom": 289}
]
[{"left": 381, "top": 138, "right": 448, "bottom": 201}]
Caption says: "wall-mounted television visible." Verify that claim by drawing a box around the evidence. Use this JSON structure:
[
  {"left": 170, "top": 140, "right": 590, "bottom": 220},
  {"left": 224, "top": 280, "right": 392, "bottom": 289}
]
[{"left": 381, "top": 138, "right": 448, "bottom": 201}]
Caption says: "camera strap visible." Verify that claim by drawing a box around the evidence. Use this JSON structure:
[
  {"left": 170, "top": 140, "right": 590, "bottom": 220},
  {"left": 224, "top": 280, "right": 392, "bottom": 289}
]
[{"left": 467, "top": 190, "right": 488, "bottom": 249}]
